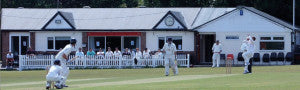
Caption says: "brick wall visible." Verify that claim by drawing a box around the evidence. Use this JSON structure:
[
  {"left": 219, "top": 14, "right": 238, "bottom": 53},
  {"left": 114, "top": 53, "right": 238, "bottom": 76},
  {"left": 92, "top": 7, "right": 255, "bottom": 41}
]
[
  {"left": 82, "top": 32, "right": 88, "bottom": 53},
  {"left": 141, "top": 32, "right": 146, "bottom": 50},
  {"left": 194, "top": 32, "right": 201, "bottom": 65},
  {"left": 30, "top": 32, "right": 35, "bottom": 50},
  {"left": 1, "top": 31, "right": 9, "bottom": 66}
]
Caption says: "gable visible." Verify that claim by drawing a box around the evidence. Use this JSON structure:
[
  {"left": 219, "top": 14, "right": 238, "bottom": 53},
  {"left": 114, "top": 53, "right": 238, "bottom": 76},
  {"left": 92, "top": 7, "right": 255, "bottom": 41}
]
[
  {"left": 153, "top": 11, "right": 187, "bottom": 30},
  {"left": 196, "top": 9, "right": 292, "bottom": 33},
  {"left": 42, "top": 12, "right": 75, "bottom": 30}
]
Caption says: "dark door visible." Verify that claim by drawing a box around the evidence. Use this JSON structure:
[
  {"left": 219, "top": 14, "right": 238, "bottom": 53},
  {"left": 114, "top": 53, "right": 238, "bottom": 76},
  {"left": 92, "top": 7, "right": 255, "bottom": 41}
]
[
  {"left": 106, "top": 36, "right": 121, "bottom": 51},
  {"left": 204, "top": 35, "right": 215, "bottom": 62},
  {"left": 21, "top": 36, "right": 29, "bottom": 55},
  {"left": 11, "top": 36, "right": 20, "bottom": 59},
  {"left": 94, "top": 37, "right": 105, "bottom": 51}
]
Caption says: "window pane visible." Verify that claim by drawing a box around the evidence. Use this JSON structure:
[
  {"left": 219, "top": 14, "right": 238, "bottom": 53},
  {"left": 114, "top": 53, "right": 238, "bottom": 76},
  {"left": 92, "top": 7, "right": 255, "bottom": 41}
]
[
  {"left": 273, "top": 37, "right": 284, "bottom": 40},
  {"left": 47, "top": 37, "right": 54, "bottom": 49},
  {"left": 158, "top": 37, "right": 165, "bottom": 49},
  {"left": 124, "top": 37, "right": 139, "bottom": 50},
  {"left": 261, "top": 37, "right": 271, "bottom": 40},
  {"left": 55, "top": 37, "right": 70, "bottom": 50},
  {"left": 166, "top": 36, "right": 182, "bottom": 50},
  {"left": 89, "top": 37, "right": 105, "bottom": 51},
  {"left": 260, "top": 42, "right": 284, "bottom": 50}
]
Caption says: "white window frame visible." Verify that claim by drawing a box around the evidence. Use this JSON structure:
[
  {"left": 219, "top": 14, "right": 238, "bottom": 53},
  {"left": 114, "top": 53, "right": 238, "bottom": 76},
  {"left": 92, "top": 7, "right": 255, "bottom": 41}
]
[
  {"left": 259, "top": 36, "right": 285, "bottom": 51},
  {"left": 158, "top": 37, "right": 165, "bottom": 50},
  {"left": 122, "top": 36, "right": 141, "bottom": 51},
  {"left": 158, "top": 36, "right": 183, "bottom": 51},
  {"left": 88, "top": 36, "right": 141, "bottom": 52},
  {"left": 9, "top": 32, "right": 30, "bottom": 55},
  {"left": 47, "top": 36, "right": 71, "bottom": 51}
]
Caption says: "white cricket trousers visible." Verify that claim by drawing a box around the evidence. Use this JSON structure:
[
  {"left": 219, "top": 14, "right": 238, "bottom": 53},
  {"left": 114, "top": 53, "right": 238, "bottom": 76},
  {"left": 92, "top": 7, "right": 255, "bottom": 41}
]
[
  {"left": 164, "top": 55, "right": 178, "bottom": 75},
  {"left": 212, "top": 53, "right": 220, "bottom": 67},
  {"left": 242, "top": 51, "right": 253, "bottom": 72},
  {"left": 46, "top": 75, "right": 63, "bottom": 87},
  {"left": 60, "top": 59, "right": 70, "bottom": 85}
]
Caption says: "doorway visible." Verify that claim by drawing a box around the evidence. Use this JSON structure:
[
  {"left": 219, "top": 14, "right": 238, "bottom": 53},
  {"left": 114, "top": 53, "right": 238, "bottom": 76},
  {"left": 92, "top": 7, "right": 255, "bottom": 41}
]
[
  {"left": 106, "top": 36, "right": 121, "bottom": 51},
  {"left": 199, "top": 34, "right": 215, "bottom": 64},
  {"left": 10, "top": 36, "right": 29, "bottom": 60}
]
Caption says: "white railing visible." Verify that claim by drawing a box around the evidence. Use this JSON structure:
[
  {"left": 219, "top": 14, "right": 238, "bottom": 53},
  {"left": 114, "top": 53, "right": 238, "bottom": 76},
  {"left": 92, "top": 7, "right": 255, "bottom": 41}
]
[{"left": 18, "top": 54, "right": 190, "bottom": 71}]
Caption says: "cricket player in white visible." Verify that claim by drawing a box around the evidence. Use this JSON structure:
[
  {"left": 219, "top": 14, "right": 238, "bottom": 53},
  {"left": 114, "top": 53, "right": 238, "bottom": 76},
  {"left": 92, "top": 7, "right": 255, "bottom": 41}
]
[
  {"left": 242, "top": 36, "right": 256, "bottom": 74},
  {"left": 46, "top": 60, "right": 63, "bottom": 89},
  {"left": 212, "top": 40, "right": 222, "bottom": 67},
  {"left": 162, "top": 38, "right": 178, "bottom": 76},
  {"left": 55, "top": 38, "right": 77, "bottom": 87}
]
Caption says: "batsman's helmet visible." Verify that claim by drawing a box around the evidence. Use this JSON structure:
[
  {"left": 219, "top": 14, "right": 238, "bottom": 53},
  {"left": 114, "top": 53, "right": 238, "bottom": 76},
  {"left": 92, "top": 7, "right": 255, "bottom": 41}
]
[
  {"left": 54, "top": 60, "right": 60, "bottom": 65},
  {"left": 70, "top": 38, "right": 77, "bottom": 44}
]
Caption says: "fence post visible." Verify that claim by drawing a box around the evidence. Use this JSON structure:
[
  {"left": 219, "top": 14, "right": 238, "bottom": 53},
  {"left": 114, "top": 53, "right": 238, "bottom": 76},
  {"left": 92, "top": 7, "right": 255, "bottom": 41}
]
[
  {"left": 187, "top": 54, "right": 190, "bottom": 68},
  {"left": 119, "top": 56, "right": 121, "bottom": 69},
  {"left": 152, "top": 58, "right": 155, "bottom": 68},
  {"left": 84, "top": 55, "right": 87, "bottom": 68},
  {"left": 51, "top": 55, "right": 54, "bottom": 66},
  {"left": 18, "top": 55, "right": 23, "bottom": 71}
]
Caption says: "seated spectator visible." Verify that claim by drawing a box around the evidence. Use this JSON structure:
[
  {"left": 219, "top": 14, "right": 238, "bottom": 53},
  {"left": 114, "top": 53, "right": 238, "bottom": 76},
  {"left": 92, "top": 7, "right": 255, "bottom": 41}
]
[
  {"left": 87, "top": 48, "right": 96, "bottom": 56},
  {"left": 105, "top": 47, "right": 114, "bottom": 58},
  {"left": 114, "top": 47, "right": 122, "bottom": 58},
  {"left": 143, "top": 48, "right": 151, "bottom": 59},
  {"left": 76, "top": 48, "right": 85, "bottom": 57},
  {"left": 96, "top": 48, "right": 105, "bottom": 58},
  {"left": 154, "top": 49, "right": 163, "bottom": 59},
  {"left": 75, "top": 48, "right": 84, "bottom": 65},
  {"left": 131, "top": 48, "right": 136, "bottom": 59},
  {"left": 135, "top": 48, "right": 143, "bottom": 59},
  {"left": 6, "top": 51, "right": 14, "bottom": 69},
  {"left": 26, "top": 47, "right": 36, "bottom": 56},
  {"left": 122, "top": 48, "right": 131, "bottom": 57}
]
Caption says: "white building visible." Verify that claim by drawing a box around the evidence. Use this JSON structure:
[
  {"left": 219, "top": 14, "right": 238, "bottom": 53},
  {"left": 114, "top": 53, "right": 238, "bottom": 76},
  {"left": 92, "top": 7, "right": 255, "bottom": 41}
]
[{"left": 1, "top": 6, "right": 298, "bottom": 66}]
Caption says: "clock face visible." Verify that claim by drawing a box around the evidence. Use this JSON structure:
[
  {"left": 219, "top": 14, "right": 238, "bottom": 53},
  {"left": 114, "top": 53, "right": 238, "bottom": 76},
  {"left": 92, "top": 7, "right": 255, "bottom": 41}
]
[{"left": 164, "top": 16, "right": 175, "bottom": 26}]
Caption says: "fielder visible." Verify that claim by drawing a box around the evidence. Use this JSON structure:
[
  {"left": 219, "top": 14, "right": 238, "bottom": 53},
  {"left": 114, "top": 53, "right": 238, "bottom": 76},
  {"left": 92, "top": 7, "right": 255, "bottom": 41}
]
[
  {"left": 162, "top": 38, "right": 178, "bottom": 76},
  {"left": 55, "top": 38, "right": 77, "bottom": 87},
  {"left": 46, "top": 60, "right": 63, "bottom": 89},
  {"left": 242, "top": 36, "right": 256, "bottom": 74},
  {"left": 211, "top": 40, "right": 222, "bottom": 67}
]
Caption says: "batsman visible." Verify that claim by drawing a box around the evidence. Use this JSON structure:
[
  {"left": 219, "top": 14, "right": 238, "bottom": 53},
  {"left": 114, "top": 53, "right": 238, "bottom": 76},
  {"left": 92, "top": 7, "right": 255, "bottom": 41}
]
[
  {"left": 162, "top": 38, "right": 179, "bottom": 76},
  {"left": 55, "top": 38, "right": 77, "bottom": 87}
]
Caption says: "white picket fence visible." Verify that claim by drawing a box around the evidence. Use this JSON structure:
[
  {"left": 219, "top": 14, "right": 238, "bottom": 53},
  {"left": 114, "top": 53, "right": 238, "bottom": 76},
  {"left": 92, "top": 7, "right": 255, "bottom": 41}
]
[{"left": 18, "top": 54, "right": 190, "bottom": 71}]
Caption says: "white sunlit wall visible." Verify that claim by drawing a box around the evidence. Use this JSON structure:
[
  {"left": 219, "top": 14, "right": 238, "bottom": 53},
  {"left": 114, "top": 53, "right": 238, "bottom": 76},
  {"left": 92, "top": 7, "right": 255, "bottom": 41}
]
[
  {"left": 146, "top": 31, "right": 194, "bottom": 52},
  {"left": 35, "top": 31, "right": 82, "bottom": 51}
]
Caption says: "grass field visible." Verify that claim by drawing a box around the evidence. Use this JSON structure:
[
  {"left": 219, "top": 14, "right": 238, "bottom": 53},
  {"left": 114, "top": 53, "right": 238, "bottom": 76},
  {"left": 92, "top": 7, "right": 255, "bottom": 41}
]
[{"left": 1, "top": 65, "right": 300, "bottom": 90}]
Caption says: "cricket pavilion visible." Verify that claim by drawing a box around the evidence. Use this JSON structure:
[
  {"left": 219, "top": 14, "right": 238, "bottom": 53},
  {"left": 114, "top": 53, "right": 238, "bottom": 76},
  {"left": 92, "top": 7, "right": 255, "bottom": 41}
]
[{"left": 1, "top": 6, "right": 299, "bottom": 67}]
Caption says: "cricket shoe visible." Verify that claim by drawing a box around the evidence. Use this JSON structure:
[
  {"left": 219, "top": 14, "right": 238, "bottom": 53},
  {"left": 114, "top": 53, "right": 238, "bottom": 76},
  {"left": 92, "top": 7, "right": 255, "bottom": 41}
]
[
  {"left": 63, "top": 84, "right": 69, "bottom": 87},
  {"left": 46, "top": 86, "right": 50, "bottom": 90},
  {"left": 55, "top": 85, "right": 63, "bottom": 89},
  {"left": 243, "top": 70, "right": 249, "bottom": 74}
]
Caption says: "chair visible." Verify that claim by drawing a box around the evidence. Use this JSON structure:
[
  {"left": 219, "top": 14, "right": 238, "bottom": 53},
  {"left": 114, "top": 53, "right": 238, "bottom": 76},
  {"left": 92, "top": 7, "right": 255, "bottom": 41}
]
[
  {"left": 253, "top": 53, "right": 260, "bottom": 62},
  {"left": 285, "top": 52, "right": 293, "bottom": 61},
  {"left": 237, "top": 52, "right": 244, "bottom": 61},
  {"left": 263, "top": 53, "right": 270, "bottom": 62},
  {"left": 277, "top": 52, "right": 284, "bottom": 61},
  {"left": 220, "top": 54, "right": 226, "bottom": 60},
  {"left": 226, "top": 54, "right": 234, "bottom": 74},
  {"left": 270, "top": 52, "right": 277, "bottom": 61}
]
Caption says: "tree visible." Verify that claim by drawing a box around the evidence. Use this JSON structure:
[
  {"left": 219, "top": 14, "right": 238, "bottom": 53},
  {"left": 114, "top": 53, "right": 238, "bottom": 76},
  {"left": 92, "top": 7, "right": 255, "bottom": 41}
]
[
  {"left": 124, "top": 0, "right": 139, "bottom": 8},
  {"left": 144, "top": 0, "right": 161, "bottom": 7}
]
